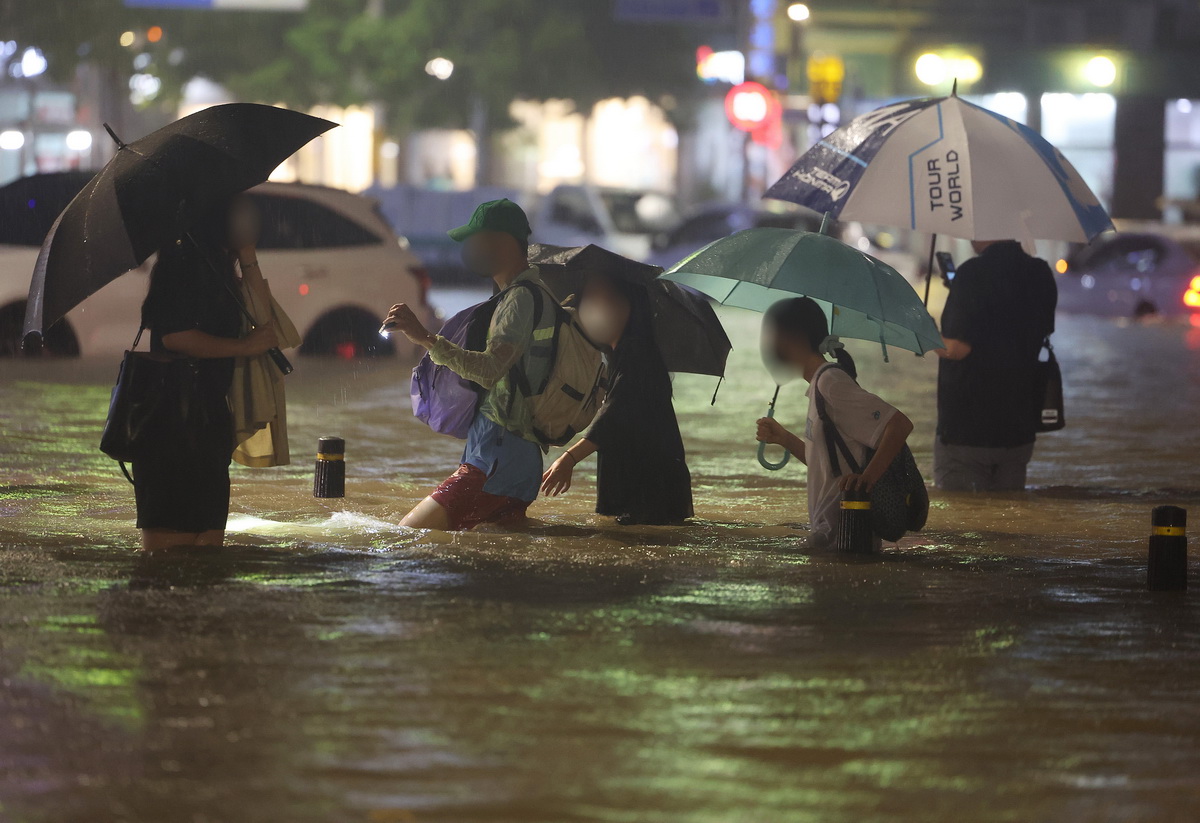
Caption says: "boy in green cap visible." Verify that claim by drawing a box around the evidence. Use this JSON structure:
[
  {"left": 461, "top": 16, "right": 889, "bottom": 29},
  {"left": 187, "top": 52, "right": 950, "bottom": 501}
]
[{"left": 384, "top": 199, "right": 555, "bottom": 530}]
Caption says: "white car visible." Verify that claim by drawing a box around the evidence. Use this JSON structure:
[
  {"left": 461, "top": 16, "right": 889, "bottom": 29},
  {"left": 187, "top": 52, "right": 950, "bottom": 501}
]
[{"left": 0, "top": 179, "right": 437, "bottom": 358}]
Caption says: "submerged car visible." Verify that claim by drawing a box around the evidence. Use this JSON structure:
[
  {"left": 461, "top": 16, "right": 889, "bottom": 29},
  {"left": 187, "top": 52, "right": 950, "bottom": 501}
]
[
  {"left": 1056, "top": 226, "right": 1200, "bottom": 318},
  {"left": 0, "top": 176, "right": 436, "bottom": 358},
  {"left": 645, "top": 202, "right": 825, "bottom": 271},
  {"left": 532, "top": 184, "right": 675, "bottom": 261}
]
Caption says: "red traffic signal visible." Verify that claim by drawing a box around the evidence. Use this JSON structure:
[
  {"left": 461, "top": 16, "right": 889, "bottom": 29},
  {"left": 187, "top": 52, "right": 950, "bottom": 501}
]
[
  {"left": 725, "top": 82, "right": 782, "bottom": 147},
  {"left": 725, "top": 82, "right": 775, "bottom": 132}
]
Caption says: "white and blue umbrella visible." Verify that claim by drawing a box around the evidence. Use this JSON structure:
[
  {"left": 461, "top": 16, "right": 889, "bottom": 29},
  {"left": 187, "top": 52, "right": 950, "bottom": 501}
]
[{"left": 765, "top": 92, "right": 1113, "bottom": 244}]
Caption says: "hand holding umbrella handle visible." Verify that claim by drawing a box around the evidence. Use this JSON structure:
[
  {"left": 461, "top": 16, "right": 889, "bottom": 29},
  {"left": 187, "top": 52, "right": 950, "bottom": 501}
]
[{"left": 757, "top": 387, "right": 791, "bottom": 472}]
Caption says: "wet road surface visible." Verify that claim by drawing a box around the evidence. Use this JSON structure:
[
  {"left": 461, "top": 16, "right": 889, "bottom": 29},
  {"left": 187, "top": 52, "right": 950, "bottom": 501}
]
[{"left": 2, "top": 303, "right": 1200, "bottom": 822}]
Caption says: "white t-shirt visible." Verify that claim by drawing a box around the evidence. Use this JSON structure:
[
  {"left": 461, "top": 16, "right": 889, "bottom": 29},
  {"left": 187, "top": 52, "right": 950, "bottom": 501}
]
[{"left": 802, "top": 364, "right": 898, "bottom": 545}]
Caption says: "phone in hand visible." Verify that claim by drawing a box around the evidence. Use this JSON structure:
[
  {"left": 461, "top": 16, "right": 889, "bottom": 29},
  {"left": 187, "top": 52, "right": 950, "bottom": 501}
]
[{"left": 935, "top": 251, "right": 957, "bottom": 286}]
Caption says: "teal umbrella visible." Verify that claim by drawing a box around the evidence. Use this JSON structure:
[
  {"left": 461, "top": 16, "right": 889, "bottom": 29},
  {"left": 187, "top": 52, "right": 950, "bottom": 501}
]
[
  {"left": 661, "top": 226, "right": 943, "bottom": 470},
  {"left": 661, "top": 227, "right": 943, "bottom": 359}
]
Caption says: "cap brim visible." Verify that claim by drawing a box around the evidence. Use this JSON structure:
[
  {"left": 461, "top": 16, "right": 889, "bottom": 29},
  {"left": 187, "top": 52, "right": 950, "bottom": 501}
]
[{"left": 447, "top": 224, "right": 476, "bottom": 242}]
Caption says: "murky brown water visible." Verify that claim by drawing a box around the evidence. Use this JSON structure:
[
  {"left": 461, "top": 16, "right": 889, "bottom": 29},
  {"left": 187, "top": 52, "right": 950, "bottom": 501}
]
[{"left": 2, "top": 297, "right": 1200, "bottom": 823}]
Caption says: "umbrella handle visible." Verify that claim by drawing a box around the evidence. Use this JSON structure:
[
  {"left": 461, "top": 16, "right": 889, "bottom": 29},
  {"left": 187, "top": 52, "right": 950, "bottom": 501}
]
[
  {"left": 757, "top": 400, "right": 791, "bottom": 472},
  {"left": 267, "top": 347, "right": 294, "bottom": 376}
]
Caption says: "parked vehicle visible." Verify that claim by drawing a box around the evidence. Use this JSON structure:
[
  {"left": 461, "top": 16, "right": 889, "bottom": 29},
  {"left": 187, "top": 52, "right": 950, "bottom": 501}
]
[
  {"left": 365, "top": 184, "right": 524, "bottom": 284},
  {"left": 0, "top": 176, "right": 437, "bottom": 358},
  {"left": 646, "top": 202, "right": 824, "bottom": 270},
  {"left": 531, "top": 184, "right": 675, "bottom": 261},
  {"left": 1055, "top": 223, "right": 1200, "bottom": 317}
]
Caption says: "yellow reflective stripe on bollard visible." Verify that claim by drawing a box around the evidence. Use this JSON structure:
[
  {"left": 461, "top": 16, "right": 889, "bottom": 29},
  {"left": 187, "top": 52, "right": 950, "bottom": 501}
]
[
  {"left": 841, "top": 501, "right": 871, "bottom": 510},
  {"left": 316, "top": 453, "right": 344, "bottom": 461},
  {"left": 1152, "top": 526, "right": 1185, "bottom": 537}
]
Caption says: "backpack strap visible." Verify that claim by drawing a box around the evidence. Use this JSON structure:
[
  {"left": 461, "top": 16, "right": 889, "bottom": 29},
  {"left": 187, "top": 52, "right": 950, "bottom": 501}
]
[
  {"left": 503, "top": 280, "right": 547, "bottom": 417},
  {"left": 812, "top": 363, "right": 863, "bottom": 477}
]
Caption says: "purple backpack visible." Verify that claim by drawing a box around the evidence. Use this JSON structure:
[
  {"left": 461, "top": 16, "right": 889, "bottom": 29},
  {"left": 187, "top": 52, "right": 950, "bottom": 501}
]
[{"left": 410, "top": 295, "right": 499, "bottom": 438}]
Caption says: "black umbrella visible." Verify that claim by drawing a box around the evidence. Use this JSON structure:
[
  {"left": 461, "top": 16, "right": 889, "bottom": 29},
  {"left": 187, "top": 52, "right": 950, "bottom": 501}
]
[
  {"left": 23, "top": 103, "right": 336, "bottom": 344},
  {"left": 528, "top": 243, "right": 731, "bottom": 378}
]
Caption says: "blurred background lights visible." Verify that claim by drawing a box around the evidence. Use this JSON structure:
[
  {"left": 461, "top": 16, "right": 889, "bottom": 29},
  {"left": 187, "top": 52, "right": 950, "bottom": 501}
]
[
  {"left": 915, "top": 52, "right": 983, "bottom": 86},
  {"left": 1084, "top": 55, "right": 1117, "bottom": 88},
  {"left": 424, "top": 57, "right": 454, "bottom": 80},
  {"left": 18, "top": 47, "right": 47, "bottom": 78},
  {"left": 66, "top": 130, "right": 93, "bottom": 152},
  {"left": 914, "top": 53, "right": 946, "bottom": 86},
  {"left": 0, "top": 130, "right": 25, "bottom": 151},
  {"left": 129, "top": 73, "right": 162, "bottom": 105},
  {"left": 731, "top": 88, "right": 768, "bottom": 123},
  {"left": 956, "top": 55, "right": 983, "bottom": 83},
  {"left": 119, "top": 31, "right": 136, "bottom": 48},
  {"left": 787, "top": 3, "right": 810, "bottom": 22}
]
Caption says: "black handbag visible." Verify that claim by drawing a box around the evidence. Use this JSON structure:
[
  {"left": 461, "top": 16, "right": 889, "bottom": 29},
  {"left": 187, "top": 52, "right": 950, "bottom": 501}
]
[
  {"left": 813, "top": 366, "right": 929, "bottom": 542},
  {"left": 1033, "top": 337, "right": 1065, "bottom": 432},
  {"left": 99, "top": 327, "right": 202, "bottom": 481}
]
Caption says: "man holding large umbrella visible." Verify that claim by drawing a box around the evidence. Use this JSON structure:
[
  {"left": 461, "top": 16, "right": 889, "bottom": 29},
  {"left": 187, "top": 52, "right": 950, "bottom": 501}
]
[{"left": 933, "top": 239, "right": 1057, "bottom": 492}]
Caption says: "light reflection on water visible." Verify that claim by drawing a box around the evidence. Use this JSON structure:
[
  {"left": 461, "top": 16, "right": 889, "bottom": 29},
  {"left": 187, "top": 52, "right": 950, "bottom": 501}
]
[{"left": 1, "top": 302, "right": 1199, "bottom": 822}]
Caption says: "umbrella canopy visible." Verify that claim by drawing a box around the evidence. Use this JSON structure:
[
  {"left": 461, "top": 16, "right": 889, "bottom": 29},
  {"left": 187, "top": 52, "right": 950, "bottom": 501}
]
[
  {"left": 529, "top": 242, "right": 731, "bottom": 378},
  {"left": 764, "top": 93, "right": 1113, "bottom": 243},
  {"left": 661, "top": 228, "right": 943, "bottom": 359},
  {"left": 24, "top": 103, "right": 336, "bottom": 340}
]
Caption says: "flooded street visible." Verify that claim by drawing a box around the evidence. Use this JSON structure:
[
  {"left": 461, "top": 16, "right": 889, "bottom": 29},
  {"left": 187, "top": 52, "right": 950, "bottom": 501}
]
[{"left": 2, "top": 298, "right": 1200, "bottom": 823}]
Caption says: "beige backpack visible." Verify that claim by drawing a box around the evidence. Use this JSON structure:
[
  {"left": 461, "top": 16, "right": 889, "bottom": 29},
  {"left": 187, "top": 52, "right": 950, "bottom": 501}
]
[{"left": 505, "top": 281, "right": 608, "bottom": 447}]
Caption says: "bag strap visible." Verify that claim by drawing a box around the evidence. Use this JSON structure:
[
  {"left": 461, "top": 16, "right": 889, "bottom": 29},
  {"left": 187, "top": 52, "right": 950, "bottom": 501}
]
[
  {"left": 504, "top": 281, "right": 546, "bottom": 413},
  {"left": 119, "top": 461, "right": 134, "bottom": 485},
  {"left": 130, "top": 325, "right": 145, "bottom": 350},
  {"left": 185, "top": 232, "right": 265, "bottom": 332},
  {"left": 812, "top": 364, "right": 863, "bottom": 477}
]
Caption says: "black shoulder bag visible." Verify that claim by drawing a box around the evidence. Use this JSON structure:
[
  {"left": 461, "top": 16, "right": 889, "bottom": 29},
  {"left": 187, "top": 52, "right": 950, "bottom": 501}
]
[
  {"left": 812, "top": 365, "right": 929, "bottom": 542},
  {"left": 99, "top": 326, "right": 203, "bottom": 483},
  {"left": 1033, "top": 337, "right": 1065, "bottom": 432}
]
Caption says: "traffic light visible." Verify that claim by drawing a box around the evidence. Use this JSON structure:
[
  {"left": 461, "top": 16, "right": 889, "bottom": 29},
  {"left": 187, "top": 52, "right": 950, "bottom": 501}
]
[{"left": 725, "top": 81, "right": 783, "bottom": 147}]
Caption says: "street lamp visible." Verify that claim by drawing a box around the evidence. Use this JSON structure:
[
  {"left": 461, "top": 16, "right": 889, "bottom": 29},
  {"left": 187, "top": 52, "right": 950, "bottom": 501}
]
[{"left": 786, "top": 3, "right": 811, "bottom": 92}]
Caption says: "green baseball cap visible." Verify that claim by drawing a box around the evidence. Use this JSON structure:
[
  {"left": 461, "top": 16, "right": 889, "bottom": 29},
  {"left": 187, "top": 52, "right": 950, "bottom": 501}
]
[{"left": 447, "top": 198, "right": 531, "bottom": 243}]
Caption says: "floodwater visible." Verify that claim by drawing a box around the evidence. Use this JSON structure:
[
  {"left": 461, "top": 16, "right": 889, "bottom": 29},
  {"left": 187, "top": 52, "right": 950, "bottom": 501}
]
[{"left": 2, "top": 296, "right": 1200, "bottom": 823}]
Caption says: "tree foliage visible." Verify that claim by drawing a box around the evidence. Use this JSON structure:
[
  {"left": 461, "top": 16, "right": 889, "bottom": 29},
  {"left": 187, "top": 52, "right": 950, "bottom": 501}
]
[
  {"left": 229, "top": 0, "right": 705, "bottom": 130},
  {"left": 0, "top": 0, "right": 706, "bottom": 129}
]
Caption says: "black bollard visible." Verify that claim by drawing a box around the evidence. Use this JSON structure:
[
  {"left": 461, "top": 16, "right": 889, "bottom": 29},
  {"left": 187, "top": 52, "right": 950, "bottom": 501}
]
[
  {"left": 314, "top": 436, "right": 345, "bottom": 499},
  {"left": 836, "top": 488, "right": 875, "bottom": 554},
  {"left": 1148, "top": 505, "right": 1187, "bottom": 591}
]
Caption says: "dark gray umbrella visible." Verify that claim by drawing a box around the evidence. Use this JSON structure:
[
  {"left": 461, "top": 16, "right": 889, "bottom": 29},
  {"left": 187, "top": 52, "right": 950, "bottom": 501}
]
[
  {"left": 528, "top": 243, "right": 731, "bottom": 378},
  {"left": 23, "top": 103, "right": 336, "bottom": 344}
]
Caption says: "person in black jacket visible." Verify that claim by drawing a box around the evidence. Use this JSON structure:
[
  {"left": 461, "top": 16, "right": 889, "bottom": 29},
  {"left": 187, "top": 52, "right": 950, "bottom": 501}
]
[
  {"left": 934, "top": 239, "right": 1057, "bottom": 492},
  {"left": 540, "top": 273, "right": 693, "bottom": 525},
  {"left": 134, "top": 200, "right": 278, "bottom": 550}
]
